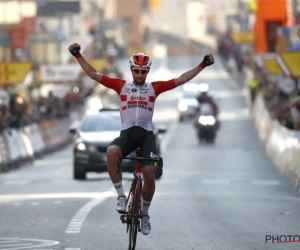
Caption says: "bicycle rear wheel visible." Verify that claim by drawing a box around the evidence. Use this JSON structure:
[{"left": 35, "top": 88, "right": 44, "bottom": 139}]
[{"left": 128, "top": 180, "right": 141, "bottom": 250}]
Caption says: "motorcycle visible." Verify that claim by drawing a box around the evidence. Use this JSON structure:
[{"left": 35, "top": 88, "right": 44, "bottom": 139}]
[{"left": 194, "top": 103, "right": 217, "bottom": 143}]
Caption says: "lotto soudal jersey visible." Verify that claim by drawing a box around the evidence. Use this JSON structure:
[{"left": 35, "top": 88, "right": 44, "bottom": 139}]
[{"left": 100, "top": 75, "right": 176, "bottom": 131}]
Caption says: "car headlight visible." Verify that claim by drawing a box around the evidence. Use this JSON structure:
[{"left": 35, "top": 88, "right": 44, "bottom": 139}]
[
  {"left": 77, "top": 142, "right": 86, "bottom": 151},
  {"left": 198, "top": 116, "right": 215, "bottom": 125},
  {"left": 178, "top": 103, "right": 188, "bottom": 111},
  {"left": 76, "top": 143, "right": 98, "bottom": 152}
]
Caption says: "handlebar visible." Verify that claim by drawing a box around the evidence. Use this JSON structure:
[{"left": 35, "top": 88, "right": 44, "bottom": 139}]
[{"left": 117, "top": 155, "right": 163, "bottom": 173}]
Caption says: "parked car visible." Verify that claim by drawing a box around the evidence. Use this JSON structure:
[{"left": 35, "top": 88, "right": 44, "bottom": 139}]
[{"left": 69, "top": 108, "right": 167, "bottom": 180}]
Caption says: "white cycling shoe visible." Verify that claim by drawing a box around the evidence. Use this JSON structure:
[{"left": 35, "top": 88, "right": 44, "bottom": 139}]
[
  {"left": 141, "top": 215, "right": 151, "bottom": 235},
  {"left": 115, "top": 196, "right": 126, "bottom": 213}
]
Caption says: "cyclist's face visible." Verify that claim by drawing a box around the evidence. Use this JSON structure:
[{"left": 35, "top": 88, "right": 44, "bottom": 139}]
[{"left": 131, "top": 67, "right": 149, "bottom": 85}]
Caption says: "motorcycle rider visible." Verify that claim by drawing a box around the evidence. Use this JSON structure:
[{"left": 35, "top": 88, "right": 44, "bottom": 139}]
[{"left": 196, "top": 91, "right": 219, "bottom": 129}]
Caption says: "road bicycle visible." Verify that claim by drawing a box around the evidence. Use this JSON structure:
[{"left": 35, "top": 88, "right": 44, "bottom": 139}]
[{"left": 117, "top": 148, "right": 163, "bottom": 250}]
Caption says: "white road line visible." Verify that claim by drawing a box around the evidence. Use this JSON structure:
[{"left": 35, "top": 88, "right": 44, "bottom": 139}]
[
  {"left": 161, "top": 122, "right": 178, "bottom": 152},
  {"left": 1, "top": 180, "right": 30, "bottom": 185},
  {"left": 0, "top": 243, "right": 32, "bottom": 247},
  {"left": 201, "top": 179, "right": 230, "bottom": 185},
  {"left": 252, "top": 180, "right": 280, "bottom": 186},
  {"left": 0, "top": 238, "right": 59, "bottom": 249},
  {"left": 65, "top": 187, "right": 117, "bottom": 234},
  {"left": 157, "top": 179, "right": 179, "bottom": 184},
  {"left": 13, "top": 202, "right": 22, "bottom": 206},
  {"left": 54, "top": 201, "right": 63, "bottom": 205},
  {"left": 30, "top": 202, "right": 39, "bottom": 206},
  {"left": 65, "top": 248, "right": 81, "bottom": 250},
  {"left": 51, "top": 180, "right": 70, "bottom": 184}
]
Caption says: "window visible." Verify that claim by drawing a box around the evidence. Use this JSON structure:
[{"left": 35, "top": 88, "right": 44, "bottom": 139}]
[{"left": 122, "top": 17, "right": 132, "bottom": 31}]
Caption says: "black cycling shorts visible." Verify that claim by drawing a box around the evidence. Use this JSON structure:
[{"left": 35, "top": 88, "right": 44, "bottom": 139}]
[{"left": 109, "top": 126, "right": 157, "bottom": 166}]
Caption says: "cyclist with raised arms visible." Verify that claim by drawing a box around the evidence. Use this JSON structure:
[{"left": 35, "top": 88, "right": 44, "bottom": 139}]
[{"left": 68, "top": 43, "right": 214, "bottom": 235}]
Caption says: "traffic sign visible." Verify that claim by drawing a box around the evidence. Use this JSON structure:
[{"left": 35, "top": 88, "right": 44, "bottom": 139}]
[{"left": 0, "top": 62, "right": 32, "bottom": 84}]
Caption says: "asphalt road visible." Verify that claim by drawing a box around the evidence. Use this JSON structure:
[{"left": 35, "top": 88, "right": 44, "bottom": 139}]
[{"left": 0, "top": 57, "right": 300, "bottom": 250}]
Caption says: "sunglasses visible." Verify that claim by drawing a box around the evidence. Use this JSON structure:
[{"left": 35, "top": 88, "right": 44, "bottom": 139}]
[{"left": 132, "top": 68, "right": 149, "bottom": 74}]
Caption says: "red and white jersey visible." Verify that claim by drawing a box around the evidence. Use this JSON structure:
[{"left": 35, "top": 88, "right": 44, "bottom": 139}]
[{"left": 100, "top": 76, "right": 176, "bottom": 131}]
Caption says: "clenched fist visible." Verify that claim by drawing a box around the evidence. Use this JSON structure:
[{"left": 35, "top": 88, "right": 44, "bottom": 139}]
[
  {"left": 68, "top": 43, "right": 81, "bottom": 56},
  {"left": 202, "top": 53, "right": 214, "bottom": 67}
]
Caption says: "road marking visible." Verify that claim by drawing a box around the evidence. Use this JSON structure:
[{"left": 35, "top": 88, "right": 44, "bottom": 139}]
[
  {"left": 161, "top": 122, "right": 178, "bottom": 152},
  {"left": 51, "top": 180, "right": 71, "bottom": 185},
  {"left": 0, "top": 243, "right": 32, "bottom": 247},
  {"left": 54, "top": 200, "right": 63, "bottom": 205},
  {"left": 0, "top": 238, "right": 59, "bottom": 250},
  {"left": 157, "top": 179, "right": 179, "bottom": 184},
  {"left": 0, "top": 192, "right": 109, "bottom": 203},
  {"left": 13, "top": 202, "right": 22, "bottom": 206},
  {"left": 65, "top": 248, "right": 81, "bottom": 250},
  {"left": 201, "top": 179, "right": 230, "bottom": 185},
  {"left": 252, "top": 180, "right": 280, "bottom": 186},
  {"left": 31, "top": 202, "right": 39, "bottom": 206},
  {"left": 219, "top": 109, "right": 251, "bottom": 121},
  {"left": 65, "top": 187, "right": 116, "bottom": 234},
  {"left": 1, "top": 180, "right": 30, "bottom": 185}
]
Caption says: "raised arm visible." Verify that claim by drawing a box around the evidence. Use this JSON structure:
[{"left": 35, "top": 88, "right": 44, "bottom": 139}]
[
  {"left": 68, "top": 43, "right": 125, "bottom": 93},
  {"left": 174, "top": 54, "right": 215, "bottom": 86},
  {"left": 68, "top": 43, "right": 103, "bottom": 82}
]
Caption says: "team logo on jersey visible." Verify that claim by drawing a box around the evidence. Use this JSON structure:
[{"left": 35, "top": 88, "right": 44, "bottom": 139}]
[
  {"left": 132, "top": 88, "right": 137, "bottom": 92},
  {"left": 131, "top": 96, "right": 146, "bottom": 101},
  {"left": 128, "top": 96, "right": 148, "bottom": 109}
]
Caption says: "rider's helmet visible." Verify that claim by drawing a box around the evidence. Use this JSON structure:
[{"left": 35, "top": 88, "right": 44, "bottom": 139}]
[{"left": 129, "top": 53, "right": 152, "bottom": 68}]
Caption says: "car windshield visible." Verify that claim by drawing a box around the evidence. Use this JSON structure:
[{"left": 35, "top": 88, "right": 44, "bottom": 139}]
[{"left": 81, "top": 114, "right": 121, "bottom": 132}]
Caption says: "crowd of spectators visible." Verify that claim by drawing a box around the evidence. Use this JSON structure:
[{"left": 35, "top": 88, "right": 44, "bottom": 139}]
[
  {"left": 218, "top": 32, "right": 300, "bottom": 131},
  {"left": 0, "top": 91, "right": 85, "bottom": 133}
]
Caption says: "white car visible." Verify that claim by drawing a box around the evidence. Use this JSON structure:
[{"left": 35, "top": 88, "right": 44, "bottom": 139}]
[{"left": 177, "top": 83, "right": 208, "bottom": 122}]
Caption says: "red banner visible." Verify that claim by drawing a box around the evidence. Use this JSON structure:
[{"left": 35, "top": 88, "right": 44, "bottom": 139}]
[
  {"left": 23, "top": 17, "right": 36, "bottom": 35},
  {"left": 8, "top": 17, "right": 36, "bottom": 50},
  {"left": 8, "top": 26, "right": 26, "bottom": 50}
]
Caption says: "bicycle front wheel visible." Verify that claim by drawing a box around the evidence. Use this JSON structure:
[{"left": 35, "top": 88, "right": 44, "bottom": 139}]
[{"left": 128, "top": 179, "right": 141, "bottom": 250}]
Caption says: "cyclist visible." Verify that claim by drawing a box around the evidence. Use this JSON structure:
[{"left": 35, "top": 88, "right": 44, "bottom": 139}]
[{"left": 68, "top": 43, "right": 214, "bottom": 235}]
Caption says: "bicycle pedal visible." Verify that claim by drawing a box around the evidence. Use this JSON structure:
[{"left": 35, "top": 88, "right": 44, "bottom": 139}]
[{"left": 120, "top": 215, "right": 126, "bottom": 224}]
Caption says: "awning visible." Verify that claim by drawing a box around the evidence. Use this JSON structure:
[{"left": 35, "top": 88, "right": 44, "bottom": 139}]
[
  {"left": 277, "top": 52, "right": 300, "bottom": 78},
  {"left": 262, "top": 58, "right": 283, "bottom": 75},
  {"left": 255, "top": 53, "right": 283, "bottom": 75}
]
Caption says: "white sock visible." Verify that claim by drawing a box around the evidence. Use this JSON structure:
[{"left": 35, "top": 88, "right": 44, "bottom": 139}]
[
  {"left": 142, "top": 200, "right": 151, "bottom": 215},
  {"left": 114, "top": 181, "right": 125, "bottom": 197}
]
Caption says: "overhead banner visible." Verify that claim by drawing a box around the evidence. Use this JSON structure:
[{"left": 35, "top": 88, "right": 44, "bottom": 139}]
[
  {"left": 40, "top": 64, "right": 82, "bottom": 82},
  {"left": 0, "top": 62, "right": 32, "bottom": 84},
  {"left": 230, "top": 31, "right": 254, "bottom": 44}
]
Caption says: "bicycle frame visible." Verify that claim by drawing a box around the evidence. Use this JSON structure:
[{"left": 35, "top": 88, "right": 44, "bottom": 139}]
[
  {"left": 117, "top": 151, "right": 162, "bottom": 250},
  {"left": 127, "top": 162, "right": 143, "bottom": 217}
]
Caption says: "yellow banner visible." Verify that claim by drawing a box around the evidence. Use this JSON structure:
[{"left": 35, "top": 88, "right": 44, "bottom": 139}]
[
  {"left": 249, "top": 0, "right": 257, "bottom": 11},
  {"left": 280, "top": 52, "right": 300, "bottom": 77},
  {"left": 231, "top": 31, "right": 254, "bottom": 44},
  {"left": 262, "top": 58, "right": 283, "bottom": 75},
  {"left": 0, "top": 62, "right": 32, "bottom": 85},
  {"left": 86, "top": 58, "right": 107, "bottom": 72},
  {"left": 150, "top": 0, "right": 161, "bottom": 10}
]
